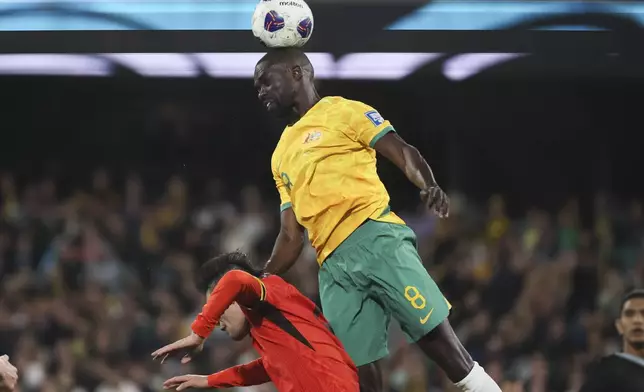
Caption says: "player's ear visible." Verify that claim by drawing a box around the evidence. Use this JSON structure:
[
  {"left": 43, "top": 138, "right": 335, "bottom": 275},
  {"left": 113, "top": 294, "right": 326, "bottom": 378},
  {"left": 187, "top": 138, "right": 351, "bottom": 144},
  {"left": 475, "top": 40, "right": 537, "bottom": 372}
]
[
  {"left": 615, "top": 318, "right": 624, "bottom": 335},
  {"left": 291, "top": 65, "right": 302, "bottom": 81}
]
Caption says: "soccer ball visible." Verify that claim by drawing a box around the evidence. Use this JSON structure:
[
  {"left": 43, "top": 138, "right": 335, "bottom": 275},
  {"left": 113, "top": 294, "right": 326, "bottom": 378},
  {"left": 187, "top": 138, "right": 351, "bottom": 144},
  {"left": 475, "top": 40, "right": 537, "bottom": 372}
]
[{"left": 251, "top": 0, "right": 314, "bottom": 48}]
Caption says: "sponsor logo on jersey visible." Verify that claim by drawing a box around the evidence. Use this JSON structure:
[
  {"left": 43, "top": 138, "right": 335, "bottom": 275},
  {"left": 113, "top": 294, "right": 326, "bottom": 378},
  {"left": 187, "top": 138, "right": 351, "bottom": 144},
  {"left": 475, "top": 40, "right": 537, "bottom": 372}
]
[
  {"left": 303, "top": 130, "right": 322, "bottom": 144},
  {"left": 365, "top": 110, "right": 385, "bottom": 126}
]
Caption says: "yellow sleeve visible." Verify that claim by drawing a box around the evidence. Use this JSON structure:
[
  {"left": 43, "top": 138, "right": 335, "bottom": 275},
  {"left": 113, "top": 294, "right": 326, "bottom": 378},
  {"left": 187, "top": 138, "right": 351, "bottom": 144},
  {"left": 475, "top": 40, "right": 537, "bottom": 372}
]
[
  {"left": 342, "top": 100, "right": 396, "bottom": 148},
  {"left": 273, "top": 170, "right": 292, "bottom": 211}
]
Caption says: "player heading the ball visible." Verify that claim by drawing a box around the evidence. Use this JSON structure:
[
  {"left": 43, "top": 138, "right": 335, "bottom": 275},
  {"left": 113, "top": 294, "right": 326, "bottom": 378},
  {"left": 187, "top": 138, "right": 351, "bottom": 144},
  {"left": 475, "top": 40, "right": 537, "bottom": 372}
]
[{"left": 256, "top": 48, "right": 503, "bottom": 392}]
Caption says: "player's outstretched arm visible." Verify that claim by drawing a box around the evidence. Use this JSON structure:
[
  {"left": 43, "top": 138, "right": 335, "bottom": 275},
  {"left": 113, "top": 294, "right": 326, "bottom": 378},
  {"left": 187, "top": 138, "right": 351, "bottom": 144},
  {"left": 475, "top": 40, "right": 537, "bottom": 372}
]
[
  {"left": 152, "top": 332, "right": 205, "bottom": 365},
  {"left": 264, "top": 208, "right": 304, "bottom": 275},
  {"left": 163, "top": 359, "right": 270, "bottom": 390},
  {"left": 192, "top": 270, "right": 264, "bottom": 338},
  {"left": 374, "top": 132, "right": 449, "bottom": 217},
  {"left": 152, "top": 270, "right": 264, "bottom": 364},
  {"left": 210, "top": 358, "right": 270, "bottom": 388}
]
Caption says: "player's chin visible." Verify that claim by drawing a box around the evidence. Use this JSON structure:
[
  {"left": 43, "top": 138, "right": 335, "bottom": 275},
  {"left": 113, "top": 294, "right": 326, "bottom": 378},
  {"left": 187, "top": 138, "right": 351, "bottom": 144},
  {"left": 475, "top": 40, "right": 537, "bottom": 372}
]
[
  {"left": 231, "top": 322, "right": 251, "bottom": 340},
  {"left": 229, "top": 332, "right": 247, "bottom": 341},
  {"left": 629, "top": 329, "right": 644, "bottom": 342},
  {"left": 265, "top": 101, "right": 283, "bottom": 114},
  {"left": 631, "top": 339, "right": 644, "bottom": 351}
]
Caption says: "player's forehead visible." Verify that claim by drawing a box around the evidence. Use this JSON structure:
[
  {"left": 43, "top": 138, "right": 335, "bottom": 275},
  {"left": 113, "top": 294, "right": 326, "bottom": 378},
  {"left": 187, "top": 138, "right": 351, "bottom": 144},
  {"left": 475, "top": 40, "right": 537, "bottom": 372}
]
[
  {"left": 623, "top": 298, "right": 644, "bottom": 312},
  {"left": 254, "top": 61, "right": 286, "bottom": 80}
]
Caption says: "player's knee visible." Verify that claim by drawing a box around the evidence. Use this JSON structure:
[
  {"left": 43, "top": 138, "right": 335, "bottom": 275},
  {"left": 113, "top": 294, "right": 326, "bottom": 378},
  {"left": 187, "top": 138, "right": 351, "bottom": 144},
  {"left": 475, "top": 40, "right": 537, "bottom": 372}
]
[{"left": 357, "top": 362, "right": 384, "bottom": 392}]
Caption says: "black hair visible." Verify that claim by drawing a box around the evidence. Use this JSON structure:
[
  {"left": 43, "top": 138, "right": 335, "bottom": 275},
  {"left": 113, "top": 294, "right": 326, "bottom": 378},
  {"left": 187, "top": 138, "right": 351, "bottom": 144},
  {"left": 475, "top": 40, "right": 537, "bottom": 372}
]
[
  {"left": 257, "top": 48, "right": 314, "bottom": 79},
  {"left": 620, "top": 289, "right": 644, "bottom": 314},
  {"left": 197, "top": 251, "right": 262, "bottom": 292}
]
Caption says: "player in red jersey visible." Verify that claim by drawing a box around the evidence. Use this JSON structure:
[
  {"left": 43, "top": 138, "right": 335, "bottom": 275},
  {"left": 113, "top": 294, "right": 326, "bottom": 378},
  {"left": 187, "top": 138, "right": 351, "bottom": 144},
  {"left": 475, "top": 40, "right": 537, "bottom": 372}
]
[{"left": 152, "top": 251, "right": 359, "bottom": 392}]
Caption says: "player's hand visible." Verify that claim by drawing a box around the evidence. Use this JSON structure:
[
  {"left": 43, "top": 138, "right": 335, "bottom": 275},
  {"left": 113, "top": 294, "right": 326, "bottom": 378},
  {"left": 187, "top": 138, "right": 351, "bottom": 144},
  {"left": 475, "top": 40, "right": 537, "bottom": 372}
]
[
  {"left": 0, "top": 355, "right": 18, "bottom": 392},
  {"left": 420, "top": 185, "right": 449, "bottom": 218},
  {"left": 163, "top": 375, "right": 209, "bottom": 390},
  {"left": 152, "top": 333, "right": 205, "bottom": 365}
]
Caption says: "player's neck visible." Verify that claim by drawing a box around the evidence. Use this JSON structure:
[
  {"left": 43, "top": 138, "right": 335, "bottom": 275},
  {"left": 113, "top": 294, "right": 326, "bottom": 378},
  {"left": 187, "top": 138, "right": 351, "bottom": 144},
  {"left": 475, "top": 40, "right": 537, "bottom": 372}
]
[
  {"left": 624, "top": 342, "right": 644, "bottom": 358},
  {"left": 294, "top": 86, "right": 321, "bottom": 119}
]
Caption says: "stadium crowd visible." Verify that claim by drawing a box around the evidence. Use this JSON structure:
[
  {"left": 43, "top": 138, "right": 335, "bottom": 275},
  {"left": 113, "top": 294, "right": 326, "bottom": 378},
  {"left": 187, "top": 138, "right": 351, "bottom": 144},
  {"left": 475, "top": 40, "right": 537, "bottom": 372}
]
[{"left": 0, "top": 169, "right": 642, "bottom": 392}]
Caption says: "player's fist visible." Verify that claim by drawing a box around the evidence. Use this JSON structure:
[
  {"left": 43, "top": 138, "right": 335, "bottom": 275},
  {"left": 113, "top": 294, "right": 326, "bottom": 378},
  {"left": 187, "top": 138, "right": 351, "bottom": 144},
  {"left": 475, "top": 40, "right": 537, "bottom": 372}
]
[
  {"left": 163, "top": 375, "right": 209, "bottom": 390},
  {"left": 420, "top": 185, "right": 449, "bottom": 218},
  {"left": 152, "top": 333, "right": 205, "bottom": 365},
  {"left": 0, "top": 355, "right": 18, "bottom": 392}
]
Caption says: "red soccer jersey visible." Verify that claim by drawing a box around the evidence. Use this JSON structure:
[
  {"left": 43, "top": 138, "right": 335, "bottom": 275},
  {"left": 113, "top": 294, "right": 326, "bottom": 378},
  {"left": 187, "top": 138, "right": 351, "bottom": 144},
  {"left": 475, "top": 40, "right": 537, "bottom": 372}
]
[{"left": 191, "top": 270, "right": 359, "bottom": 392}]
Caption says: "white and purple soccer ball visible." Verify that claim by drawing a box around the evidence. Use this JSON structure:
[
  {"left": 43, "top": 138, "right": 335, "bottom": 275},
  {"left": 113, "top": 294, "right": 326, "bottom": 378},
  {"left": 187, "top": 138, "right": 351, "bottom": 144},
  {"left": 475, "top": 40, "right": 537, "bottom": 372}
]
[{"left": 251, "top": 0, "right": 314, "bottom": 48}]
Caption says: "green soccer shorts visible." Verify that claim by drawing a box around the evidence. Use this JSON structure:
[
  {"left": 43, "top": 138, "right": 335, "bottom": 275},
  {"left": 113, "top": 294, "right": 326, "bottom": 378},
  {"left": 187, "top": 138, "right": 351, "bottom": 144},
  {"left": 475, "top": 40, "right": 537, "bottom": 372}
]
[{"left": 318, "top": 219, "right": 451, "bottom": 367}]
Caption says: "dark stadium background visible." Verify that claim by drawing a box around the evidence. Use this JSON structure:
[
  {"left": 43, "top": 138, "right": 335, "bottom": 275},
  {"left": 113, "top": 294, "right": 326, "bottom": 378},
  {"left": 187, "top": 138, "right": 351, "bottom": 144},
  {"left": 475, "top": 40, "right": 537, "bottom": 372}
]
[
  {"left": 2, "top": 76, "right": 642, "bottom": 211},
  {"left": 0, "top": 1, "right": 643, "bottom": 391}
]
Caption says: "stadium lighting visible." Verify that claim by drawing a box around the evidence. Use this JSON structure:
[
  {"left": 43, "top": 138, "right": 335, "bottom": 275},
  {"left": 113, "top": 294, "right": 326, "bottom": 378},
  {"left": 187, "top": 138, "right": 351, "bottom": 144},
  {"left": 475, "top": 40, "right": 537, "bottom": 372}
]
[
  {"left": 0, "top": 1, "right": 640, "bottom": 31},
  {"left": 0, "top": 52, "right": 444, "bottom": 80},
  {"left": 443, "top": 53, "right": 527, "bottom": 81},
  {"left": 0, "top": 54, "right": 111, "bottom": 76},
  {"left": 103, "top": 53, "right": 201, "bottom": 77},
  {"left": 196, "top": 53, "right": 441, "bottom": 80},
  {"left": 334, "top": 53, "right": 441, "bottom": 80},
  {"left": 195, "top": 53, "right": 337, "bottom": 79},
  {"left": 0, "top": 52, "right": 528, "bottom": 80}
]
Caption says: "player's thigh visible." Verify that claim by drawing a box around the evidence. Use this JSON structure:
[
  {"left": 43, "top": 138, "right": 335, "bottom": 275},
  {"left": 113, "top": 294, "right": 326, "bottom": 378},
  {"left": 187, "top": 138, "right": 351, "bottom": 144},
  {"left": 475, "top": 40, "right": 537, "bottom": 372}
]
[
  {"left": 319, "top": 251, "right": 390, "bottom": 367},
  {"left": 368, "top": 222, "right": 451, "bottom": 342}
]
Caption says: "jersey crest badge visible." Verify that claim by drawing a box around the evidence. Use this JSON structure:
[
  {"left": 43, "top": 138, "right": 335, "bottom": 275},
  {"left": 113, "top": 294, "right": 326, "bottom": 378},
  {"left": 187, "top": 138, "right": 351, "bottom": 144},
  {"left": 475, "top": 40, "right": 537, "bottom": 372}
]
[
  {"left": 303, "top": 131, "right": 322, "bottom": 144},
  {"left": 365, "top": 110, "right": 384, "bottom": 126}
]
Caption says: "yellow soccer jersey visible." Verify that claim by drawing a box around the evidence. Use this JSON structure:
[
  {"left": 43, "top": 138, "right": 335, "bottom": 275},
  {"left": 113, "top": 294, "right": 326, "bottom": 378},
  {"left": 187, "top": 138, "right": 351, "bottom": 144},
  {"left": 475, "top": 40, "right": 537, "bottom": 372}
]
[{"left": 271, "top": 96, "right": 405, "bottom": 264}]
